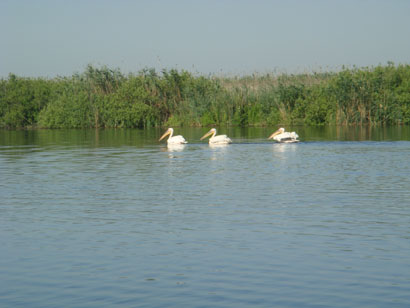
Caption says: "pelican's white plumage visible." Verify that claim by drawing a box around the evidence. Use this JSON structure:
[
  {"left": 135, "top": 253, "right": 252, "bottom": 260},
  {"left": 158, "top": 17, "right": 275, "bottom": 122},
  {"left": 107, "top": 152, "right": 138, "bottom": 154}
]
[
  {"left": 159, "top": 128, "right": 187, "bottom": 145},
  {"left": 200, "top": 128, "right": 232, "bottom": 144},
  {"left": 268, "top": 128, "right": 299, "bottom": 143}
]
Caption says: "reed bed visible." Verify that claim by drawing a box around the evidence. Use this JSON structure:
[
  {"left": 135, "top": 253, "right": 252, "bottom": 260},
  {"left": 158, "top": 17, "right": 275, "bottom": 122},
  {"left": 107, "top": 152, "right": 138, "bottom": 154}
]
[{"left": 1, "top": 63, "right": 409, "bottom": 128}]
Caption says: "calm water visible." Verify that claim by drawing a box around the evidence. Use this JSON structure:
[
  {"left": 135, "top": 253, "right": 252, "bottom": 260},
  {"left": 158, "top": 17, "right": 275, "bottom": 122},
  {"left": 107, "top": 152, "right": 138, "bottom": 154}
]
[{"left": 1, "top": 127, "right": 410, "bottom": 307}]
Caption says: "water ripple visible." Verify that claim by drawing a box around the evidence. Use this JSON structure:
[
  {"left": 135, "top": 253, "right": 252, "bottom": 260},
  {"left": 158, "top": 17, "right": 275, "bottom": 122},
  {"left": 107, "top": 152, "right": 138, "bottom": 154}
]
[{"left": 1, "top": 137, "right": 410, "bottom": 307}]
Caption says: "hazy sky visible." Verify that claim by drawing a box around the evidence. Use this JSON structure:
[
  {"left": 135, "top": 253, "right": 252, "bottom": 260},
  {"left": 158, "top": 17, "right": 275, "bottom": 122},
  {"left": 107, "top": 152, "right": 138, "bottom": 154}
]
[{"left": 1, "top": 0, "right": 410, "bottom": 77}]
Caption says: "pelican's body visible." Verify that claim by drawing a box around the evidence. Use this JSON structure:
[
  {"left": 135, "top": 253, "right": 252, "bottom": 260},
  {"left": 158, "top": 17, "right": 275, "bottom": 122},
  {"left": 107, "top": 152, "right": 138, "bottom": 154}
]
[
  {"left": 200, "top": 128, "right": 232, "bottom": 144},
  {"left": 159, "top": 128, "right": 187, "bottom": 145},
  {"left": 268, "top": 128, "right": 299, "bottom": 143}
]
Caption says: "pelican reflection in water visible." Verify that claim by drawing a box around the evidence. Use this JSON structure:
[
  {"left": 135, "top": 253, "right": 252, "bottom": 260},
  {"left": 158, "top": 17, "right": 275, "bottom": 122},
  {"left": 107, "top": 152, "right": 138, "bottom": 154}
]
[
  {"left": 166, "top": 143, "right": 186, "bottom": 152},
  {"left": 268, "top": 128, "right": 299, "bottom": 143},
  {"left": 200, "top": 128, "right": 232, "bottom": 145},
  {"left": 159, "top": 128, "right": 188, "bottom": 145}
]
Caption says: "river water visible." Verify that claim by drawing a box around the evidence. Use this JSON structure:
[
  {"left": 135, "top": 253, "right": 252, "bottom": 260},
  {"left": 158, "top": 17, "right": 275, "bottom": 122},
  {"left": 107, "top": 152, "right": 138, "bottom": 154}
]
[{"left": 1, "top": 126, "right": 410, "bottom": 307}]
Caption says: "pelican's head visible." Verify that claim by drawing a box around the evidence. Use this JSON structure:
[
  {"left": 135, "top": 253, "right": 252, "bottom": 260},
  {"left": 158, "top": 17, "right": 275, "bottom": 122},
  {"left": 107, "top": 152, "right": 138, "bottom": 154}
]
[
  {"left": 268, "top": 127, "right": 285, "bottom": 139},
  {"left": 159, "top": 128, "right": 173, "bottom": 141},
  {"left": 200, "top": 128, "right": 216, "bottom": 140}
]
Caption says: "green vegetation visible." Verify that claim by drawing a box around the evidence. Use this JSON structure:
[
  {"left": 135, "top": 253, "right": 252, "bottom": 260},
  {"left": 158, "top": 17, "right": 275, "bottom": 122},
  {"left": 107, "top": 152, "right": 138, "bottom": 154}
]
[{"left": 1, "top": 63, "right": 410, "bottom": 128}]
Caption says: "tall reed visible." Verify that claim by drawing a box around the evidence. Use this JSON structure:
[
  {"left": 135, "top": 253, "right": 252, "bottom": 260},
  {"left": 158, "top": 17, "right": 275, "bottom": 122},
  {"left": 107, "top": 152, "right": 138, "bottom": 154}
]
[{"left": 1, "top": 63, "right": 409, "bottom": 128}]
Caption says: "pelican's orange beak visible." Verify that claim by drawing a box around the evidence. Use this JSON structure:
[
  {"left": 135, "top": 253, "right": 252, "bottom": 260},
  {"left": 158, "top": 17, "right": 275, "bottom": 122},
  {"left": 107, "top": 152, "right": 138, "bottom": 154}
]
[
  {"left": 268, "top": 129, "right": 281, "bottom": 139},
  {"left": 159, "top": 129, "right": 171, "bottom": 141}
]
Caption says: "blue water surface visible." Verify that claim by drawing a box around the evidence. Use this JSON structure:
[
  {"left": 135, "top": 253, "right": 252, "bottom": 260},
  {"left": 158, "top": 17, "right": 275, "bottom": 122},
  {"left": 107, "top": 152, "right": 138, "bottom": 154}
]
[{"left": 1, "top": 128, "right": 410, "bottom": 307}]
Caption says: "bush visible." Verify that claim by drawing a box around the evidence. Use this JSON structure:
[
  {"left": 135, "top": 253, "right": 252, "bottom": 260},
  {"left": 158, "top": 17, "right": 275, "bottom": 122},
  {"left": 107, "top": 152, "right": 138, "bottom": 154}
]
[{"left": 1, "top": 64, "right": 410, "bottom": 128}]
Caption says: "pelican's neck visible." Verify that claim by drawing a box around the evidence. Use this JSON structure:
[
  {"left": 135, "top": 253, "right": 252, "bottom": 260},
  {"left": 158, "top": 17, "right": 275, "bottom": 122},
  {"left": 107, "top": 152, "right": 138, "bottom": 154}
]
[
  {"left": 211, "top": 130, "right": 216, "bottom": 138},
  {"left": 168, "top": 128, "right": 174, "bottom": 139}
]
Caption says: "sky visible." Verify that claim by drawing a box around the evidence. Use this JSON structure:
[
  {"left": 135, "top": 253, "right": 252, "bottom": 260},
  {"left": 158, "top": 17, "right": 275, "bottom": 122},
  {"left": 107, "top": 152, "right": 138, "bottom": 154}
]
[{"left": 1, "top": 0, "right": 410, "bottom": 77}]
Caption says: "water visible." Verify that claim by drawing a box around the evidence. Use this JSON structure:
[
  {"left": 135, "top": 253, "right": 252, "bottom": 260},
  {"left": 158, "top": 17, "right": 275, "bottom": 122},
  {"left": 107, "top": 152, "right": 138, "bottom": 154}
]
[{"left": 1, "top": 127, "right": 410, "bottom": 307}]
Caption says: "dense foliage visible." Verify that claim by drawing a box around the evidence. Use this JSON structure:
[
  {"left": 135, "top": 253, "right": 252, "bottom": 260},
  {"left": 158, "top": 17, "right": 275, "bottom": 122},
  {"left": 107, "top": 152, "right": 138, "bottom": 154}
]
[{"left": 1, "top": 63, "right": 410, "bottom": 128}]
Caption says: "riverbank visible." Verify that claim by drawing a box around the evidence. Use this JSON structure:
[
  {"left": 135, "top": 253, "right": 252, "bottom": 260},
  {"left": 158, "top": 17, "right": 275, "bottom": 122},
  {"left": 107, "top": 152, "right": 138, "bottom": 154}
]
[{"left": 1, "top": 63, "right": 409, "bottom": 128}]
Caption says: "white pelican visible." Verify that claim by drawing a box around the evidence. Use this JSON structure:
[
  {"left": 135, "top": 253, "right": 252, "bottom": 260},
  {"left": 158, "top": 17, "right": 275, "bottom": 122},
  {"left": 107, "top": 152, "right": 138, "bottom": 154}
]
[
  {"left": 159, "top": 128, "right": 187, "bottom": 144},
  {"left": 268, "top": 127, "right": 299, "bottom": 143},
  {"left": 200, "top": 128, "right": 232, "bottom": 144}
]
